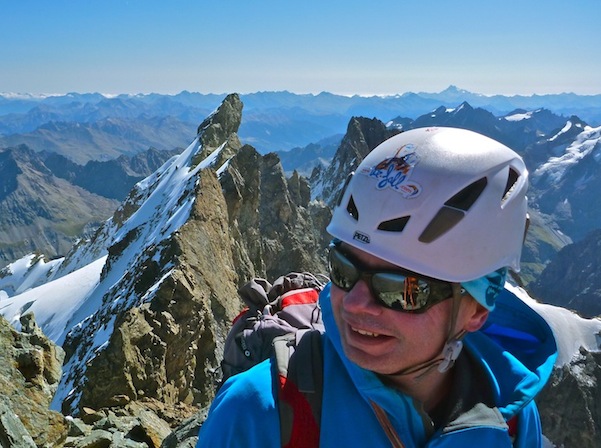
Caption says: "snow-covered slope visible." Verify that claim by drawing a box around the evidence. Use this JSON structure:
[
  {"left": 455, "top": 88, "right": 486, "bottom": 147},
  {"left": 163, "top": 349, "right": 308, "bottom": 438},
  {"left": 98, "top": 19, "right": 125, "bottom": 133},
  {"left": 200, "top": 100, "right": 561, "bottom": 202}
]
[
  {"left": 508, "top": 283, "right": 601, "bottom": 365},
  {"left": 533, "top": 124, "right": 601, "bottom": 184},
  {"left": 0, "top": 254, "right": 64, "bottom": 297},
  {"left": 0, "top": 135, "right": 225, "bottom": 342},
  {"left": 0, "top": 256, "right": 106, "bottom": 343}
]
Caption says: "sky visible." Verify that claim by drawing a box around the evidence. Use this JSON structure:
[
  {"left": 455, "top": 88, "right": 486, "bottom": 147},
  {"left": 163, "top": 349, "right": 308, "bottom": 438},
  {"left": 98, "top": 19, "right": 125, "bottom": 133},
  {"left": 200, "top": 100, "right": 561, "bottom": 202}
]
[{"left": 1, "top": 0, "right": 600, "bottom": 97}]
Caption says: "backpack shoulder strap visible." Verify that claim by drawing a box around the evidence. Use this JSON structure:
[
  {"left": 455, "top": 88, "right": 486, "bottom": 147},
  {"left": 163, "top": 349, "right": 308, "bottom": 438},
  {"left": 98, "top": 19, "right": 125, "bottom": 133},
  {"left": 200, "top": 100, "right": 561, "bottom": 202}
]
[{"left": 273, "top": 330, "right": 324, "bottom": 448}]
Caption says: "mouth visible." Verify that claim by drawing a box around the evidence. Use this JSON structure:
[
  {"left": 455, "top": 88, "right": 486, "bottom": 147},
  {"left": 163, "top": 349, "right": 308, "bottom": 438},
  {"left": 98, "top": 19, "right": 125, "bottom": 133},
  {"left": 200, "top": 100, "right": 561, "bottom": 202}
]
[
  {"left": 351, "top": 327, "right": 381, "bottom": 337},
  {"left": 343, "top": 323, "right": 396, "bottom": 357}
]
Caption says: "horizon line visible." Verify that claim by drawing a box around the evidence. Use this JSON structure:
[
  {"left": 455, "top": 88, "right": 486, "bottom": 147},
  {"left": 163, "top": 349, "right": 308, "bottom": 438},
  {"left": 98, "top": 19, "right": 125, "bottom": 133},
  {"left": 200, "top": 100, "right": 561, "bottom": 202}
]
[{"left": 2, "top": 86, "right": 601, "bottom": 100}]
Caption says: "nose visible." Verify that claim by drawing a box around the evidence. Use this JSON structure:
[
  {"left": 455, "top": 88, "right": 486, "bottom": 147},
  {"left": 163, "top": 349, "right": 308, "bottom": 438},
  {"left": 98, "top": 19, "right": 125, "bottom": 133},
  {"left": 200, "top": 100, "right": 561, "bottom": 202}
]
[{"left": 342, "top": 279, "right": 382, "bottom": 316}]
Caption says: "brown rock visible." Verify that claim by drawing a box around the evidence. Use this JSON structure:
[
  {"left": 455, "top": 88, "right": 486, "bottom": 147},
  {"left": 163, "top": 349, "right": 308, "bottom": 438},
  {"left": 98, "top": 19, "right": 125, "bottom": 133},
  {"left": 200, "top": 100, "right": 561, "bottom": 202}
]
[{"left": 0, "top": 313, "right": 69, "bottom": 446}]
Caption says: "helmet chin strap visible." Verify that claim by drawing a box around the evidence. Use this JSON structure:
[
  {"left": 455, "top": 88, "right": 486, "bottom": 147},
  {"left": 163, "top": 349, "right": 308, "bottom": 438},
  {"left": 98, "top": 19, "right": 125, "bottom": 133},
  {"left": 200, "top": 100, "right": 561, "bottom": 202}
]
[{"left": 387, "top": 283, "right": 467, "bottom": 379}]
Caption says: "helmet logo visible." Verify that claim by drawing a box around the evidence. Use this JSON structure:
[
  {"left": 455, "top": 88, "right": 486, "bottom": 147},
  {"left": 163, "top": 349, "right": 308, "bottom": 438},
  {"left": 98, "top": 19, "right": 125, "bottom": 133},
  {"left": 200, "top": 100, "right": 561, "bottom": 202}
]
[
  {"left": 353, "top": 231, "right": 371, "bottom": 244},
  {"left": 360, "top": 144, "right": 422, "bottom": 198},
  {"left": 485, "top": 268, "right": 506, "bottom": 308}
]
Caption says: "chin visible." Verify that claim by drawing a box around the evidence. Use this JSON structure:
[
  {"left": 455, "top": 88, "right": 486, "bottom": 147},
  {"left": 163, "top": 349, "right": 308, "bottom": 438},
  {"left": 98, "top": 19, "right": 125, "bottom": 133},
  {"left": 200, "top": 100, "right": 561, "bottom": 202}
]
[{"left": 342, "top": 343, "right": 399, "bottom": 374}]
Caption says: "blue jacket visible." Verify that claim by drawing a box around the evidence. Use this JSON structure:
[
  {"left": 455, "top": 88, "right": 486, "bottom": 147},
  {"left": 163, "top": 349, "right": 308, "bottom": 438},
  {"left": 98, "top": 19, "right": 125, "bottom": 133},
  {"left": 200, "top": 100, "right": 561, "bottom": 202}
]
[{"left": 197, "top": 283, "right": 557, "bottom": 447}]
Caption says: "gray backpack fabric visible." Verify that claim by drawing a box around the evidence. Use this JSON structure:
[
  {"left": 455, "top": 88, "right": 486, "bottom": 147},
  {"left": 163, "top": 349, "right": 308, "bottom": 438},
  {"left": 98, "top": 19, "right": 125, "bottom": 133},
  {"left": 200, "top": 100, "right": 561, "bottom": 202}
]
[
  {"left": 220, "top": 272, "right": 327, "bottom": 385},
  {"left": 273, "top": 329, "right": 324, "bottom": 447}
]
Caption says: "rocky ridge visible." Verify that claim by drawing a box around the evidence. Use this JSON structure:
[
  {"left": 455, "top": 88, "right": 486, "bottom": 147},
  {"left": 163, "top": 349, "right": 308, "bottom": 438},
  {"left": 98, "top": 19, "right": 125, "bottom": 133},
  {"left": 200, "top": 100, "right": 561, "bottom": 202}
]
[
  {"left": 0, "top": 93, "right": 332, "bottom": 445},
  {"left": 538, "top": 348, "right": 601, "bottom": 448}
]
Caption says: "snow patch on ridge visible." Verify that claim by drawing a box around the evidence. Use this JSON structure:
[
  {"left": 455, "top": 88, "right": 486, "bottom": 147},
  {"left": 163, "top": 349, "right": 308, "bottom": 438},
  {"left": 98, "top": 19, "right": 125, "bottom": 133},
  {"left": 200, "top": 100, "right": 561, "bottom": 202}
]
[
  {"left": 533, "top": 125, "right": 601, "bottom": 183},
  {"left": 504, "top": 111, "right": 533, "bottom": 122},
  {"left": 510, "top": 283, "right": 601, "bottom": 365}
]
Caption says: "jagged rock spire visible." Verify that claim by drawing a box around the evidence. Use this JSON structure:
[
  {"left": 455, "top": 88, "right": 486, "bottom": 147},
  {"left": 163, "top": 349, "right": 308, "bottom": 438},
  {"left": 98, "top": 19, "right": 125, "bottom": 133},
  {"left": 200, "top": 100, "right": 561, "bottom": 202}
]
[
  {"left": 310, "top": 116, "right": 400, "bottom": 207},
  {"left": 195, "top": 93, "right": 243, "bottom": 165}
]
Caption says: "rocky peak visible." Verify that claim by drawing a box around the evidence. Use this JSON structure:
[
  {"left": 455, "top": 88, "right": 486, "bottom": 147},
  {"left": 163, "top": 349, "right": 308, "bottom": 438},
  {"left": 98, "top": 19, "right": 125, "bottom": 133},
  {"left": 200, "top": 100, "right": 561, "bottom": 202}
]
[
  {"left": 54, "top": 95, "right": 247, "bottom": 420},
  {"left": 196, "top": 93, "right": 243, "bottom": 163},
  {"left": 47, "top": 95, "right": 245, "bottom": 282},
  {"left": 287, "top": 170, "right": 311, "bottom": 208},
  {"left": 310, "top": 116, "right": 399, "bottom": 206}
]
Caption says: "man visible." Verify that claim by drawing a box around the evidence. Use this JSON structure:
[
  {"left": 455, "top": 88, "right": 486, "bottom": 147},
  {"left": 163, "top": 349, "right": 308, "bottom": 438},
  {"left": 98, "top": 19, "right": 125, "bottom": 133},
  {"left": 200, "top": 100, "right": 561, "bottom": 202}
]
[{"left": 197, "top": 127, "right": 557, "bottom": 447}]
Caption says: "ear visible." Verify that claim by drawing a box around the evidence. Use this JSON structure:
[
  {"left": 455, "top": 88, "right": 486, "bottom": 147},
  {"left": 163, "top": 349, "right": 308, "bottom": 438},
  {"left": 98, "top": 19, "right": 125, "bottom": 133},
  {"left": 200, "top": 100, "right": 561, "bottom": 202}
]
[{"left": 462, "top": 299, "right": 489, "bottom": 333}]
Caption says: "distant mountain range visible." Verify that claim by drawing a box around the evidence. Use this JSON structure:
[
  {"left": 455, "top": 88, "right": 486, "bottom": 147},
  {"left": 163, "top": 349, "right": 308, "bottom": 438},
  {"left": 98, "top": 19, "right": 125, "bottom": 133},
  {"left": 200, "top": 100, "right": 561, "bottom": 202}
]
[
  {"left": 1, "top": 87, "right": 600, "bottom": 158},
  {"left": 0, "top": 116, "right": 194, "bottom": 165}
]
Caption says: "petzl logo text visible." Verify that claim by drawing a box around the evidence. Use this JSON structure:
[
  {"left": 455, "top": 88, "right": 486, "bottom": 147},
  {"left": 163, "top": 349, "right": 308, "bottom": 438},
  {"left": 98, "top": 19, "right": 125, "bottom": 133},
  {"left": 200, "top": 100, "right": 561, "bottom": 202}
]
[{"left": 353, "top": 232, "right": 370, "bottom": 244}]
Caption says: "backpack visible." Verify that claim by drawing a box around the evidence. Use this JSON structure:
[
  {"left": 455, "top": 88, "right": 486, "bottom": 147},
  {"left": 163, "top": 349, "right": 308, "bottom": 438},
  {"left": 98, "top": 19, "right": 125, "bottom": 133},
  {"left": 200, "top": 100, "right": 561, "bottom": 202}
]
[{"left": 220, "top": 272, "right": 327, "bottom": 448}]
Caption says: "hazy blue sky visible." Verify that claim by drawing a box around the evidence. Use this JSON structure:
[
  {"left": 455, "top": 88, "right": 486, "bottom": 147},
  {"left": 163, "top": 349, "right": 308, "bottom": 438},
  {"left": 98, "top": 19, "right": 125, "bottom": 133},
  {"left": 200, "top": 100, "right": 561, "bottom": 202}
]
[{"left": 2, "top": 0, "right": 600, "bottom": 96}]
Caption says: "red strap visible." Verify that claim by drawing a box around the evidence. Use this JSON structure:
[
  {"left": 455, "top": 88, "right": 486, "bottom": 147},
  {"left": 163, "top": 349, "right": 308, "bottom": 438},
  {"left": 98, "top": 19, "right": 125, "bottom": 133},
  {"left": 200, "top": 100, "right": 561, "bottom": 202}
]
[
  {"left": 281, "top": 288, "right": 319, "bottom": 308},
  {"left": 507, "top": 415, "right": 518, "bottom": 440},
  {"left": 278, "top": 374, "right": 320, "bottom": 448},
  {"left": 231, "top": 307, "right": 249, "bottom": 325}
]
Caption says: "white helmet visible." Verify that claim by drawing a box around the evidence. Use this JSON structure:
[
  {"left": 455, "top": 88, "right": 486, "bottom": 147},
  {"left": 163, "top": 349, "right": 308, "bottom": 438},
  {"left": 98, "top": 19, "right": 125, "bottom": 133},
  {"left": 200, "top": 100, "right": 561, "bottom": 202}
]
[{"left": 327, "top": 127, "right": 528, "bottom": 282}]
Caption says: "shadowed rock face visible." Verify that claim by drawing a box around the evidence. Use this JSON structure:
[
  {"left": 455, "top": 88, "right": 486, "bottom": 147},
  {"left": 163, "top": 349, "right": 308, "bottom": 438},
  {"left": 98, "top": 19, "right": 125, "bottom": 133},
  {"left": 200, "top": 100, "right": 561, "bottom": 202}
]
[
  {"left": 530, "top": 229, "right": 601, "bottom": 318},
  {"left": 538, "top": 348, "right": 601, "bottom": 448},
  {"left": 0, "top": 144, "right": 119, "bottom": 268},
  {"left": 221, "top": 145, "right": 330, "bottom": 283},
  {"left": 310, "top": 116, "right": 400, "bottom": 207}
]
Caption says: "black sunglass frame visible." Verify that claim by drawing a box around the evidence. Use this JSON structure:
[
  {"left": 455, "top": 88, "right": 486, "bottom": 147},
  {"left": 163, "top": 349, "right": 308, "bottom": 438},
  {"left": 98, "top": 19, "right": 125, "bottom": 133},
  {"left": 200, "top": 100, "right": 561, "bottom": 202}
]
[{"left": 328, "top": 243, "right": 457, "bottom": 313}]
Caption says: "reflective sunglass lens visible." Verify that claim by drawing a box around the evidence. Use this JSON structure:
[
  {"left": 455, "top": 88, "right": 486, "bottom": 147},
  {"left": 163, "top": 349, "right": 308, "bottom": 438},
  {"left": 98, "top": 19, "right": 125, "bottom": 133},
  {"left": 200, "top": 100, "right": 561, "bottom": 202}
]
[
  {"left": 372, "top": 274, "right": 431, "bottom": 311},
  {"left": 329, "top": 249, "right": 359, "bottom": 291},
  {"left": 370, "top": 273, "right": 408, "bottom": 309}
]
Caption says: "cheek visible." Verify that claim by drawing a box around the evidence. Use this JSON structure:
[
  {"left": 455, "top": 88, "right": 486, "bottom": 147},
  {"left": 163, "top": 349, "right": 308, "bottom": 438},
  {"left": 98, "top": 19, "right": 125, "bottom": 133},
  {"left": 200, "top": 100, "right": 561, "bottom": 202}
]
[
  {"left": 330, "top": 284, "right": 343, "bottom": 303},
  {"left": 329, "top": 285, "right": 344, "bottom": 316},
  {"left": 387, "top": 301, "right": 452, "bottom": 338}
]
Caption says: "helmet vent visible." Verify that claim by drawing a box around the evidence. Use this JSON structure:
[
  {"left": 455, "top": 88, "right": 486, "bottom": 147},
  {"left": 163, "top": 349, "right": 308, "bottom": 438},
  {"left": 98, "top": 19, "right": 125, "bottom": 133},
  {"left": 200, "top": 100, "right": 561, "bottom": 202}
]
[
  {"left": 346, "top": 195, "right": 359, "bottom": 221},
  {"left": 502, "top": 168, "right": 520, "bottom": 203},
  {"left": 337, "top": 172, "right": 354, "bottom": 207},
  {"left": 418, "top": 177, "right": 487, "bottom": 243},
  {"left": 444, "top": 177, "right": 488, "bottom": 211},
  {"left": 418, "top": 208, "right": 465, "bottom": 243},
  {"left": 378, "top": 216, "right": 410, "bottom": 232}
]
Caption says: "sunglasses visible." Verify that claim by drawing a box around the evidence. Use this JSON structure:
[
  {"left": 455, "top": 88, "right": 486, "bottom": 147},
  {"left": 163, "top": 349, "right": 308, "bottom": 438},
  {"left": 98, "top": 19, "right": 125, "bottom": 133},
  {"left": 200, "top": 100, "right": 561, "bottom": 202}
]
[{"left": 328, "top": 243, "right": 457, "bottom": 313}]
